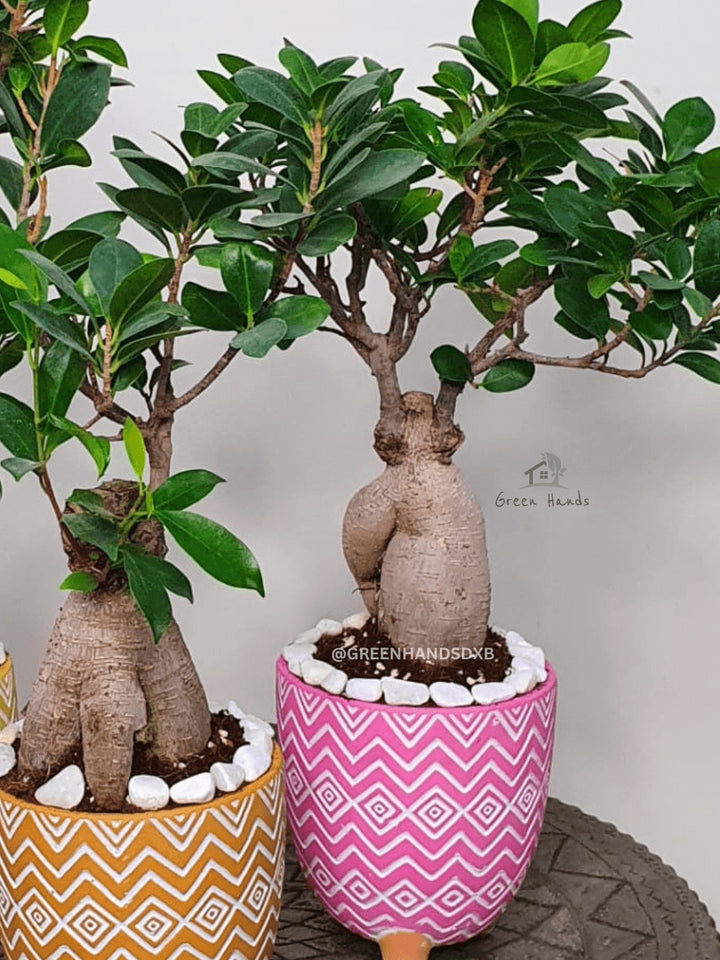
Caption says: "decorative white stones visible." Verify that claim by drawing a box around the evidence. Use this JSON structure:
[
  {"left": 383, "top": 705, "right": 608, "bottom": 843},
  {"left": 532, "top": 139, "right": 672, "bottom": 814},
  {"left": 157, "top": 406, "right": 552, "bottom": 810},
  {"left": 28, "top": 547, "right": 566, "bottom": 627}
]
[
  {"left": 473, "top": 682, "right": 517, "bottom": 705},
  {"left": 381, "top": 678, "right": 430, "bottom": 706},
  {"left": 301, "top": 658, "right": 335, "bottom": 687},
  {"left": 35, "top": 765, "right": 85, "bottom": 810},
  {"left": 321, "top": 667, "right": 348, "bottom": 696},
  {"left": 211, "top": 762, "right": 246, "bottom": 793},
  {"left": 282, "top": 641, "right": 316, "bottom": 662},
  {"left": 244, "top": 728, "right": 273, "bottom": 755},
  {"left": 505, "top": 630, "right": 532, "bottom": 654},
  {"left": 315, "top": 618, "right": 343, "bottom": 636},
  {"left": 346, "top": 678, "right": 383, "bottom": 702},
  {"left": 0, "top": 643, "right": 6, "bottom": 664},
  {"left": 429, "top": 682, "right": 474, "bottom": 708},
  {"left": 170, "top": 772, "right": 215, "bottom": 805},
  {"left": 241, "top": 714, "right": 274, "bottom": 739},
  {"left": 128, "top": 775, "right": 170, "bottom": 811},
  {"left": 0, "top": 744, "right": 16, "bottom": 777},
  {"left": 295, "top": 627, "right": 323, "bottom": 645},
  {"left": 0, "top": 720, "right": 21, "bottom": 746},
  {"left": 342, "top": 612, "right": 370, "bottom": 631},
  {"left": 505, "top": 668, "right": 537, "bottom": 695},
  {"left": 233, "top": 744, "right": 272, "bottom": 782},
  {"left": 512, "top": 654, "right": 547, "bottom": 683}
]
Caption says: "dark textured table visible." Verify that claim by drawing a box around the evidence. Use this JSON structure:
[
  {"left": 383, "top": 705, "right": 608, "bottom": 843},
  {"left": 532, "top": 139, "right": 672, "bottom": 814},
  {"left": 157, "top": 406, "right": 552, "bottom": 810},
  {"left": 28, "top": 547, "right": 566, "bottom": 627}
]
[{"left": 274, "top": 798, "right": 720, "bottom": 960}]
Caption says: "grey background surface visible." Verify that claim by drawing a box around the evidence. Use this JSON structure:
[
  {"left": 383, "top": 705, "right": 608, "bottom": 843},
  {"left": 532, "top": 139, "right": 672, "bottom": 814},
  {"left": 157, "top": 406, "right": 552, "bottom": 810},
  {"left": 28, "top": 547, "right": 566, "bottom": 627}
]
[{"left": 1, "top": 0, "right": 718, "bottom": 926}]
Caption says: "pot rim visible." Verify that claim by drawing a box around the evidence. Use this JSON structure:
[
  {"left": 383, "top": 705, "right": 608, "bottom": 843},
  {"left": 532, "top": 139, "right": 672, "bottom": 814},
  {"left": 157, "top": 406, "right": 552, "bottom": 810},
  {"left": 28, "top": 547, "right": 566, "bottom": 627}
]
[
  {"left": 0, "top": 743, "right": 283, "bottom": 823},
  {"left": 277, "top": 656, "right": 556, "bottom": 714}
]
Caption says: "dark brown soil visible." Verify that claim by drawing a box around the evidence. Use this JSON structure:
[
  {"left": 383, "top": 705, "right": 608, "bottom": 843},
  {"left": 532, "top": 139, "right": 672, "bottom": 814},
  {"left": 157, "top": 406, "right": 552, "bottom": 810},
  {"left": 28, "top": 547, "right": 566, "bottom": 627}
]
[
  {"left": 0, "top": 711, "right": 248, "bottom": 814},
  {"left": 314, "top": 617, "right": 511, "bottom": 686}
]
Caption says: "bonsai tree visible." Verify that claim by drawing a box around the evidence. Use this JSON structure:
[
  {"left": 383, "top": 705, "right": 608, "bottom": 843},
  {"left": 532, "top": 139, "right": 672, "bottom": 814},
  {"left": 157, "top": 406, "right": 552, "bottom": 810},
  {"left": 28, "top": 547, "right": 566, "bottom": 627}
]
[
  {"left": 0, "top": 0, "right": 350, "bottom": 812},
  {"left": 190, "top": 0, "right": 720, "bottom": 661}
]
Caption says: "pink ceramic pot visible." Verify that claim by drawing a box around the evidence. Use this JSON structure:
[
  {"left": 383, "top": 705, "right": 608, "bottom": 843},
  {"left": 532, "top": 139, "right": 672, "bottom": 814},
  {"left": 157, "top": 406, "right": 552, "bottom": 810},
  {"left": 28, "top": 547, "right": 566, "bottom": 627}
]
[{"left": 276, "top": 657, "right": 557, "bottom": 953}]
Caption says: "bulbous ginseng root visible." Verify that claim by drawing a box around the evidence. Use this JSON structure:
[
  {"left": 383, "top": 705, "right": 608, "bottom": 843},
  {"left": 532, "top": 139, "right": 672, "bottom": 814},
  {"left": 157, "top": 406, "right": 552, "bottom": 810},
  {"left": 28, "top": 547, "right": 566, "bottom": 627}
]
[
  {"left": 342, "top": 392, "right": 491, "bottom": 659},
  {"left": 18, "top": 590, "right": 211, "bottom": 811}
]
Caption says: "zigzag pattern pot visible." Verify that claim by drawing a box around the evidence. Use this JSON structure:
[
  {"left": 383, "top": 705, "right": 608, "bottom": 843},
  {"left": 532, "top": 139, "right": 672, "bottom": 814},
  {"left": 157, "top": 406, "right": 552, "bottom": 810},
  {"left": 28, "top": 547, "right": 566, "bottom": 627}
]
[
  {"left": 277, "top": 658, "right": 557, "bottom": 947},
  {"left": 0, "top": 657, "right": 18, "bottom": 731},
  {"left": 0, "top": 746, "right": 285, "bottom": 960}
]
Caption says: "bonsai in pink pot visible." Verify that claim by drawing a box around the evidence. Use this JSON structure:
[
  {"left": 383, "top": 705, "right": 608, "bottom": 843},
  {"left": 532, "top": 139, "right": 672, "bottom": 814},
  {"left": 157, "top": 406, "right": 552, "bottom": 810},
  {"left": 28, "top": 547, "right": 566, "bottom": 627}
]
[{"left": 195, "top": 0, "right": 720, "bottom": 952}]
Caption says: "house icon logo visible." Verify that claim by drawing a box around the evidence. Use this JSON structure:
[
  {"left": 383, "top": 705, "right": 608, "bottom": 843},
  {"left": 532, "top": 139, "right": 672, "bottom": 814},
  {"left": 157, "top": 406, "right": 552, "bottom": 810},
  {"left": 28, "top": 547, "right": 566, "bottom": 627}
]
[{"left": 523, "top": 452, "right": 566, "bottom": 488}]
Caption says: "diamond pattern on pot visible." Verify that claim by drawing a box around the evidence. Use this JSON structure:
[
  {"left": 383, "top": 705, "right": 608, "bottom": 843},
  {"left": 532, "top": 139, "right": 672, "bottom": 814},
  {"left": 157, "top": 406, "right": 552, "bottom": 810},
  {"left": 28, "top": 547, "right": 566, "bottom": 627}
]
[
  {"left": 277, "top": 657, "right": 557, "bottom": 946},
  {"left": 0, "top": 659, "right": 18, "bottom": 732},
  {"left": 0, "top": 748, "right": 285, "bottom": 960}
]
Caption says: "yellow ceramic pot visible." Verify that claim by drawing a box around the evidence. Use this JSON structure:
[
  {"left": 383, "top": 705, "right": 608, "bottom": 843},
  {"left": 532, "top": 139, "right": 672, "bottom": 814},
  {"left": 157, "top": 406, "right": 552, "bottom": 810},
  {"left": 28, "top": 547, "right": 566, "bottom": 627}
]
[
  {"left": 0, "top": 745, "right": 285, "bottom": 960},
  {"left": 0, "top": 656, "right": 18, "bottom": 730}
]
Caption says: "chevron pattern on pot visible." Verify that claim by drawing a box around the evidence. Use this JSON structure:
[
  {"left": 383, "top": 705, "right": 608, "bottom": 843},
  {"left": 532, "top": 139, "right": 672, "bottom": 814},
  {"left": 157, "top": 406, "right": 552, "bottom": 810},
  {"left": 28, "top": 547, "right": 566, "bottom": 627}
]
[
  {"left": 276, "top": 658, "right": 556, "bottom": 946},
  {"left": 0, "top": 659, "right": 17, "bottom": 731},
  {"left": 0, "top": 747, "right": 285, "bottom": 960}
]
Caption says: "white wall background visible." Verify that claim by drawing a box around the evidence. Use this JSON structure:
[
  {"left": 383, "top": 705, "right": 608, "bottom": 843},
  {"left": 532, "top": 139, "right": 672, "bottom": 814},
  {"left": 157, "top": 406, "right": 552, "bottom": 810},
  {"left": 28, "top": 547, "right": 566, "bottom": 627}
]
[{"left": 1, "top": 0, "right": 719, "bottom": 924}]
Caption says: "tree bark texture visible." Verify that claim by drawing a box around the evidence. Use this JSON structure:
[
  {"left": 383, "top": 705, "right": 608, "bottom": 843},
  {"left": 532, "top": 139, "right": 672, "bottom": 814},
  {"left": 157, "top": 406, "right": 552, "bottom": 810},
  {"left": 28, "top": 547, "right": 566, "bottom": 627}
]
[
  {"left": 18, "top": 591, "right": 211, "bottom": 811},
  {"left": 343, "top": 392, "right": 491, "bottom": 658}
]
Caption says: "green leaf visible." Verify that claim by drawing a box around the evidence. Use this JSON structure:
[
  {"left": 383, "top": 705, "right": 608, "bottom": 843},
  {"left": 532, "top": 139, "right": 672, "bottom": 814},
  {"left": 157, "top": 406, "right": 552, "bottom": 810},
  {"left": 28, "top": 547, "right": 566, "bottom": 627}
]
[
  {"left": 0, "top": 394, "right": 36, "bottom": 460},
  {"left": 20, "top": 249, "right": 94, "bottom": 316},
  {"left": 198, "top": 69, "right": 242, "bottom": 105},
  {"left": 73, "top": 35, "right": 128, "bottom": 67},
  {"left": 463, "top": 240, "right": 519, "bottom": 280},
  {"left": 38, "top": 228, "right": 103, "bottom": 273},
  {"left": 115, "top": 188, "right": 186, "bottom": 234},
  {"left": 587, "top": 273, "right": 618, "bottom": 298},
  {"left": 67, "top": 488, "right": 114, "bottom": 517},
  {"left": 183, "top": 186, "right": 243, "bottom": 225},
  {"left": 544, "top": 185, "right": 610, "bottom": 236},
  {"left": 231, "top": 317, "right": 287, "bottom": 357},
  {"left": 673, "top": 352, "right": 720, "bottom": 383},
  {"left": 44, "top": 139, "right": 92, "bottom": 172},
  {"left": 430, "top": 345, "right": 473, "bottom": 384},
  {"left": 233, "top": 66, "right": 307, "bottom": 126},
  {"left": 191, "top": 151, "right": 288, "bottom": 183},
  {"left": 498, "top": 0, "right": 539, "bottom": 35},
  {"left": 665, "top": 238, "right": 692, "bottom": 280},
  {"left": 49, "top": 415, "right": 111, "bottom": 477},
  {"left": 317, "top": 150, "right": 425, "bottom": 211},
  {"left": 1, "top": 457, "right": 40, "bottom": 480},
  {"left": 472, "top": 0, "right": 535, "bottom": 85},
  {"left": 297, "top": 213, "right": 357, "bottom": 256},
  {"left": 0, "top": 156, "right": 23, "bottom": 210},
  {"left": 181, "top": 282, "right": 243, "bottom": 331},
  {"left": 663, "top": 98, "right": 715, "bottom": 163},
  {"left": 66, "top": 211, "right": 125, "bottom": 238},
  {"left": 555, "top": 275, "right": 610, "bottom": 337},
  {"left": 629, "top": 303, "right": 672, "bottom": 340},
  {"left": 694, "top": 219, "right": 720, "bottom": 300},
  {"left": 184, "top": 102, "right": 246, "bottom": 138},
  {"left": 44, "top": 0, "right": 89, "bottom": 54},
  {"left": 155, "top": 509, "right": 264, "bottom": 593},
  {"left": 39, "top": 341, "right": 85, "bottom": 418},
  {"left": 89, "top": 239, "right": 144, "bottom": 317},
  {"left": 63, "top": 513, "right": 119, "bottom": 561},
  {"left": 12, "top": 303, "right": 93, "bottom": 360},
  {"left": 568, "top": 0, "right": 621, "bottom": 43},
  {"left": 278, "top": 42, "right": 321, "bottom": 94},
  {"left": 123, "top": 551, "right": 172, "bottom": 643},
  {"left": 108, "top": 258, "right": 175, "bottom": 328},
  {"left": 0, "top": 338, "right": 24, "bottom": 378},
  {"left": 684, "top": 287, "right": 713, "bottom": 318},
  {"left": 123, "top": 417, "right": 146, "bottom": 481},
  {"left": 265, "top": 296, "right": 330, "bottom": 339},
  {"left": 124, "top": 549, "right": 193, "bottom": 602},
  {"left": 697, "top": 147, "right": 720, "bottom": 192},
  {"left": 534, "top": 42, "right": 609, "bottom": 87},
  {"left": 112, "top": 146, "right": 186, "bottom": 195},
  {"left": 153, "top": 470, "right": 225, "bottom": 512},
  {"left": 482, "top": 358, "right": 535, "bottom": 392},
  {"left": 59, "top": 571, "right": 99, "bottom": 593},
  {"left": 221, "top": 243, "right": 275, "bottom": 318},
  {"left": 42, "top": 63, "right": 112, "bottom": 154},
  {"left": 636, "top": 271, "right": 685, "bottom": 292}
]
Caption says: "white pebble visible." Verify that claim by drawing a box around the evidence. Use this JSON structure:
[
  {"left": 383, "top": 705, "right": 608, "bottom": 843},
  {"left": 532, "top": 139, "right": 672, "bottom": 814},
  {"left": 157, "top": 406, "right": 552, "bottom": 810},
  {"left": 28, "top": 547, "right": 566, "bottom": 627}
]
[
  {"left": 35, "top": 765, "right": 85, "bottom": 810},
  {"left": 128, "top": 775, "right": 169, "bottom": 811},
  {"left": 301, "top": 658, "right": 335, "bottom": 686},
  {"left": 429, "top": 682, "right": 474, "bottom": 708},
  {"left": 233, "top": 744, "right": 272, "bottom": 782},
  {"left": 490, "top": 625, "right": 507, "bottom": 638},
  {"left": 512, "top": 655, "right": 547, "bottom": 683},
  {"left": 315, "top": 618, "right": 343, "bottom": 636},
  {"left": 244, "top": 728, "right": 274, "bottom": 755},
  {"left": 282, "top": 641, "right": 316, "bottom": 662},
  {"left": 473, "top": 682, "right": 517, "bottom": 706},
  {"left": 320, "top": 667, "right": 348, "bottom": 695},
  {"left": 505, "top": 630, "right": 532, "bottom": 655},
  {"left": 0, "top": 643, "right": 6, "bottom": 664},
  {"left": 0, "top": 721, "right": 20, "bottom": 746},
  {"left": 295, "top": 627, "right": 322, "bottom": 645},
  {"left": 505, "top": 669, "right": 538, "bottom": 695},
  {"left": 343, "top": 612, "right": 370, "bottom": 631},
  {"left": 516, "top": 645, "right": 545, "bottom": 670},
  {"left": 211, "top": 762, "right": 246, "bottom": 793},
  {"left": 346, "top": 678, "right": 383, "bottom": 702},
  {"left": 381, "top": 678, "right": 430, "bottom": 706},
  {"left": 0, "top": 743, "right": 15, "bottom": 776},
  {"left": 226, "top": 699, "right": 245, "bottom": 720},
  {"left": 170, "top": 772, "right": 215, "bottom": 805},
  {"left": 241, "top": 714, "right": 274, "bottom": 739}
]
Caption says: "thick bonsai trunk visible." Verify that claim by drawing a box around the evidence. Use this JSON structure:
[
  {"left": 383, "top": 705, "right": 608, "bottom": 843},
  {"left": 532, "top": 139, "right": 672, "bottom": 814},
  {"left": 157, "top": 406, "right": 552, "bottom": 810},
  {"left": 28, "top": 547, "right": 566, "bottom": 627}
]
[
  {"left": 18, "top": 591, "right": 211, "bottom": 811},
  {"left": 343, "top": 392, "right": 490, "bottom": 659}
]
